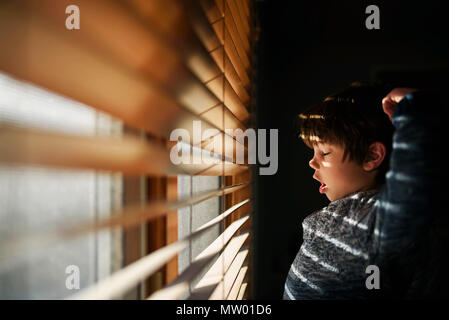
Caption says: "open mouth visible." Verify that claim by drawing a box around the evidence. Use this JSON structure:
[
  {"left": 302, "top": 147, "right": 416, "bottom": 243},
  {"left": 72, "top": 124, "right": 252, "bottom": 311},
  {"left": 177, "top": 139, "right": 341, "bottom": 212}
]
[
  {"left": 319, "top": 183, "right": 327, "bottom": 194},
  {"left": 313, "top": 174, "right": 328, "bottom": 194}
]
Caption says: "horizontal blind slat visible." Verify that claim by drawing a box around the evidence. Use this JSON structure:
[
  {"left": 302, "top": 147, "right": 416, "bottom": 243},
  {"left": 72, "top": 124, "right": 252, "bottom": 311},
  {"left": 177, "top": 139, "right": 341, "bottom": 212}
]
[
  {"left": 123, "top": 0, "right": 250, "bottom": 123},
  {"left": 124, "top": 0, "right": 221, "bottom": 81},
  {"left": 209, "top": 19, "right": 251, "bottom": 91},
  {"left": 148, "top": 233, "right": 248, "bottom": 300},
  {"left": 209, "top": 246, "right": 249, "bottom": 299},
  {"left": 148, "top": 199, "right": 250, "bottom": 300},
  {"left": 227, "top": 265, "right": 248, "bottom": 300},
  {"left": 0, "top": 2, "right": 188, "bottom": 135},
  {"left": 0, "top": 125, "right": 170, "bottom": 175},
  {"left": 237, "top": 280, "right": 248, "bottom": 300},
  {"left": 188, "top": 231, "right": 250, "bottom": 299},
  {"left": 189, "top": 1, "right": 250, "bottom": 106},
  {"left": 147, "top": 250, "right": 217, "bottom": 300},
  {"left": 0, "top": 2, "right": 247, "bottom": 160},
  {"left": 49, "top": 0, "right": 220, "bottom": 113},
  {"left": 218, "top": 0, "right": 251, "bottom": 59},
  {"left": 34, "top": 0, "right": 250, "bottom": 123},
  {"left": 230, "top": 0, "right": 251, "bottom": 41},
  {"left": 0, "top": 125, "right": 248, "bottom": 175},
  {"left": 204, "top": 76, "right": 250, "bottom": 122},
  {"left": 0, "top": 0, "right": 250, "bottom": 137},
  {"left": 199, "top": 104, "right": 246, "bottom": 133},
  {"left": 171, "top": 112, "right": 248, "bottom": 160},
  {"left": 216, "top": 3, "right": 251, "bottom": 71},
  {"left": 0, "top": 185, "right": 250, "bottom": 274},
  {"left": 195, "top": 199, "right": 250, "bottom": 233},
  {"left": 198, "top": 133, "right": 249, "bottom": 165},
  {"left": 0, "top": 0, "right": 255, "bottom": 300},
  {"left": 182, "top": 1, "right": 252, "bottom": 123},
  {"left": 70, "top": 215, "right": 249, "bottom": 299},
  {"left": 196, "top": 0, "right": 251, "bottom": 90},
  {"left": 209, "top": 48, "right": 250, "bottom": 106}
]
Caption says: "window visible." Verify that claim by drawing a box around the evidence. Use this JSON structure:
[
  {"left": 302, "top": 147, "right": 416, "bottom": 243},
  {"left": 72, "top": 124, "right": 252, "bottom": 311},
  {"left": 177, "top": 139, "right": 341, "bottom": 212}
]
[
  {"left": 0, "top": 72, "right": 123, "bottom": 299},
  {"left": 0, "top": 0, "right": 255, "bottom": 300},
  {"left": 178, "top": 175, "right": 221, "bottom": 297}
]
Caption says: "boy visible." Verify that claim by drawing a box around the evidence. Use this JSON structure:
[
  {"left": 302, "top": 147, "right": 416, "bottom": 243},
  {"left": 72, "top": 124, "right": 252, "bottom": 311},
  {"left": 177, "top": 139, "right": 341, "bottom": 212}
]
[{"left": 284, "top": 83, "right": 448, "bottom": 299}]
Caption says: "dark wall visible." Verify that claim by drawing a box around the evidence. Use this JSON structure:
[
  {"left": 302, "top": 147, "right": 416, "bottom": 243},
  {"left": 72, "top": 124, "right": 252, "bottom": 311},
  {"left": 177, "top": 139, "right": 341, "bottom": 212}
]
[{"left": 252, "top": 0, "right": 449, "bottom": 299}]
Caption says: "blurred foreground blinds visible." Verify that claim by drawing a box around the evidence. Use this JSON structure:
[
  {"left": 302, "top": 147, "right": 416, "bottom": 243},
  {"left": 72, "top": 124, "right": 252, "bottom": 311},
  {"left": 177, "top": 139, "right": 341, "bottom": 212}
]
[{"left": 0, "top": 0, "right": 256, "bottom": 299}]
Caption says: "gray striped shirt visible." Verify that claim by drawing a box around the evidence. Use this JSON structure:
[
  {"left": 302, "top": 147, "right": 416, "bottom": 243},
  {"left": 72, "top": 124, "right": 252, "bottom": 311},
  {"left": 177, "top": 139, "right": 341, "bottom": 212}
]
[{"left": 284, "top": 189, "right": 380, "bottom": 299}]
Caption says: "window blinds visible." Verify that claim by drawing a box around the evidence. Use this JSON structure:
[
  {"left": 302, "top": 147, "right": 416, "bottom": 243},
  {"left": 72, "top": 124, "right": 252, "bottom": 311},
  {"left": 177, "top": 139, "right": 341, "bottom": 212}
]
[{"left": 0, "top": 0, "right": 254, "bottom": 300}]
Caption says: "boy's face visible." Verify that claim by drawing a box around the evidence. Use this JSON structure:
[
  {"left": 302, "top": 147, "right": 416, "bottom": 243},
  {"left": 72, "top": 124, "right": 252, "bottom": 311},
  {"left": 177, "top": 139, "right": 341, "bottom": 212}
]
[{"left": 309, "top": 142, "right": 374, "bottom": 202}]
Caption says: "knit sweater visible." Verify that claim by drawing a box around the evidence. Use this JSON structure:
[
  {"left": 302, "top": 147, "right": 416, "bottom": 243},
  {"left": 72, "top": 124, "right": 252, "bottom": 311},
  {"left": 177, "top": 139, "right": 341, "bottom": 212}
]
[{"left": 284, "top": 90, "right": 449, "bottom": 299}]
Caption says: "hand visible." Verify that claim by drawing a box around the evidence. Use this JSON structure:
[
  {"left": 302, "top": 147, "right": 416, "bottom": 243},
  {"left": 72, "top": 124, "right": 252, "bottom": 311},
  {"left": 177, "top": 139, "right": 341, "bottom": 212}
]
[{"left": 382, "top": 88, "right": 417, "bottom": 121}]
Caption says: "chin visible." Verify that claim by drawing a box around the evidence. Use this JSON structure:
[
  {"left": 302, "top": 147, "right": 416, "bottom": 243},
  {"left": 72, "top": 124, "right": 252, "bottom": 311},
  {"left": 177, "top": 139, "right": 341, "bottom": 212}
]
[
  {"left": 325, "top": 192, "right": 334, "bottom": 201},
  {"left": 325, "top": 190, "right": 340, "bottom": 202}
]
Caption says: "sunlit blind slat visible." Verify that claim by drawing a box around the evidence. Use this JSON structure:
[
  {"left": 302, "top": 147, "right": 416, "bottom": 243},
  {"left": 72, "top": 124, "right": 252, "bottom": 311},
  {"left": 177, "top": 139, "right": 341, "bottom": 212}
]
[
  {"left": 148, "top": 200, "right": 250, "bottom": 300},
  {"left": 188, "top": 230, "right": 250, "bottom": 299},
  {"left": 0, "top": 2, "right": 183, "bottom": 136},
  {"left": 227, "top": 265, "right": 248, "bottom": 300},
  {"left": 207, "top": 246, "right": 249, "bottom": 300},
  {"left": 196, "top": 0, "right": 251, "bottom": 90},
  {"left": 216, "top": 0, "right": 251, "bottom": 70},
  {"left": 226, "top": 0, "right": 251, "bottom": 53},
  {"left": 237, "top": 279, "right": 248, "bottom": 300},
  {"left": 0, "top": 0, "right": 249, "bottom": 162},
  {"left": 0, "top": 185, "right": 249, "bottom": 275},
  {"left": 71, "top": 214, "right": 249, "bottom": 300},
  {"left": 0, "top": 0, "right": 255, "bottom": 300},
  {"left": 123, "top": 0, "right": 251, "bottom": 124},
  {"left": 0, "top": 125, "right": 247, "bottom": 176}
]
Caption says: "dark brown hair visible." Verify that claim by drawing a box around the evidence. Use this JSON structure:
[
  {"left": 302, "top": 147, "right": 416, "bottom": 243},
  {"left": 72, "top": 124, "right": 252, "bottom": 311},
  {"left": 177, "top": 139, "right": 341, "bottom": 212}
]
[{"left": 298, "top": 82, "right": 394, "bottom": 186}]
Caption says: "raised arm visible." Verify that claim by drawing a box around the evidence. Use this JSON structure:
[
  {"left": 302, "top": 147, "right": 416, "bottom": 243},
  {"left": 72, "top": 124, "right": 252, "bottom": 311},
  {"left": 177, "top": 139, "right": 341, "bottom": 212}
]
[{"left": 375, "top": 88, "right": 447, "bottom": 255}]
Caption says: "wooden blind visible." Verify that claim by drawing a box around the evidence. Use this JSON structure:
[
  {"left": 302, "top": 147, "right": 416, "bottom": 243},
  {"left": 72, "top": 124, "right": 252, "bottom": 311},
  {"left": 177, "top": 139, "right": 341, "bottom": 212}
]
[{"left": 0, "top": 0, "right": 255, "bottom": 300}]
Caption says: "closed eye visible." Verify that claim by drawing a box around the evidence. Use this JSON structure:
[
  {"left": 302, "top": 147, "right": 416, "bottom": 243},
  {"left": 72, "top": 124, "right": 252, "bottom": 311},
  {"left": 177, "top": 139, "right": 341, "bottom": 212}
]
[{"left": 321, "top": 152, "right": 331, "bottom": 157}]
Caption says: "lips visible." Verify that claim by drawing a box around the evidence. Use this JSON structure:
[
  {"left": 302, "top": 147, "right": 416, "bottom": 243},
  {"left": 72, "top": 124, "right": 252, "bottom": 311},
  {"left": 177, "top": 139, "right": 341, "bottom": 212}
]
[
  {"left": 319, "top": 183, "right": 327, "bottom": 194},
  {"left": 313, "top": 174, "right": 327, "bottom": 194}
]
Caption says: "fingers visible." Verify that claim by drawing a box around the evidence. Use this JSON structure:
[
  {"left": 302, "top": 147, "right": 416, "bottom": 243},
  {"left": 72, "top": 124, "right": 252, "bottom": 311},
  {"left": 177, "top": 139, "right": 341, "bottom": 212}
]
[
  {"left": 382, "top": 96, "right": 395, "bottom": 121},
  {"left": 382, "top": 88, "right": 417, "bottom": 121}
]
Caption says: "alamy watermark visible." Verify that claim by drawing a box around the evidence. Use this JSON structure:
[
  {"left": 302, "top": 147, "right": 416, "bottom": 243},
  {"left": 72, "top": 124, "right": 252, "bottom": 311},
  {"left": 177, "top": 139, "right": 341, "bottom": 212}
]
[
  {"left": 169, "top": 121, "right": 278, "bottom": 175},
  {"left": 65, "top": 265, "right": 80, "bottom": 290},
  {"left": 365, "top": 5, "right": 380, "bottom": 30},
  {"left": 365, "top": 265, "right": 380, "bottom": 289},
  {"left": 65, "top": 5, "right": 80, "bottom": 30},
  {"left": 64, "top": 4, "right": 380, "bottom": 31}
]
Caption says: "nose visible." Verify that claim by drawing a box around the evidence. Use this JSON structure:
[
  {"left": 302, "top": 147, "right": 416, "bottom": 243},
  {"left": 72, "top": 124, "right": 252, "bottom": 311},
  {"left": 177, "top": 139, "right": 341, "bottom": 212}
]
[{"left": 309, "top": 156, "right": 319, "bottom": 170}]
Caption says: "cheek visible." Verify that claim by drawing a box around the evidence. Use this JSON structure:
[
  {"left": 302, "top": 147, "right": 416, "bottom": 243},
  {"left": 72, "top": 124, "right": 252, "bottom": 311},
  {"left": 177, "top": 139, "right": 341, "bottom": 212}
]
[
  {"left": 337, "top": 162, "right": 365, "bottom": 181},
  {"left": 324, "top": 163, "right": 356, "bottom": 184},
  {"left": 328, "top": 170, "right": 346, "bottom": 185}
]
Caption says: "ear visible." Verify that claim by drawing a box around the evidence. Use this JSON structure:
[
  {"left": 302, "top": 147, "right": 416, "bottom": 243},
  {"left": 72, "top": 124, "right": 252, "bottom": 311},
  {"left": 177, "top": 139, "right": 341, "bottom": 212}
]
[{"left": 363, "top": 142, "right": 386, "bottom": 171}]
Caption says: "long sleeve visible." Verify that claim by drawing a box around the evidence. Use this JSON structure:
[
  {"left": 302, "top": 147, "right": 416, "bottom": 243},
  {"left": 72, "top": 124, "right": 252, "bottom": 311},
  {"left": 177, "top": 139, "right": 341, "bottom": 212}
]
[{"left": 374, "top": 90, "right": 447, "bottom": 257}]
